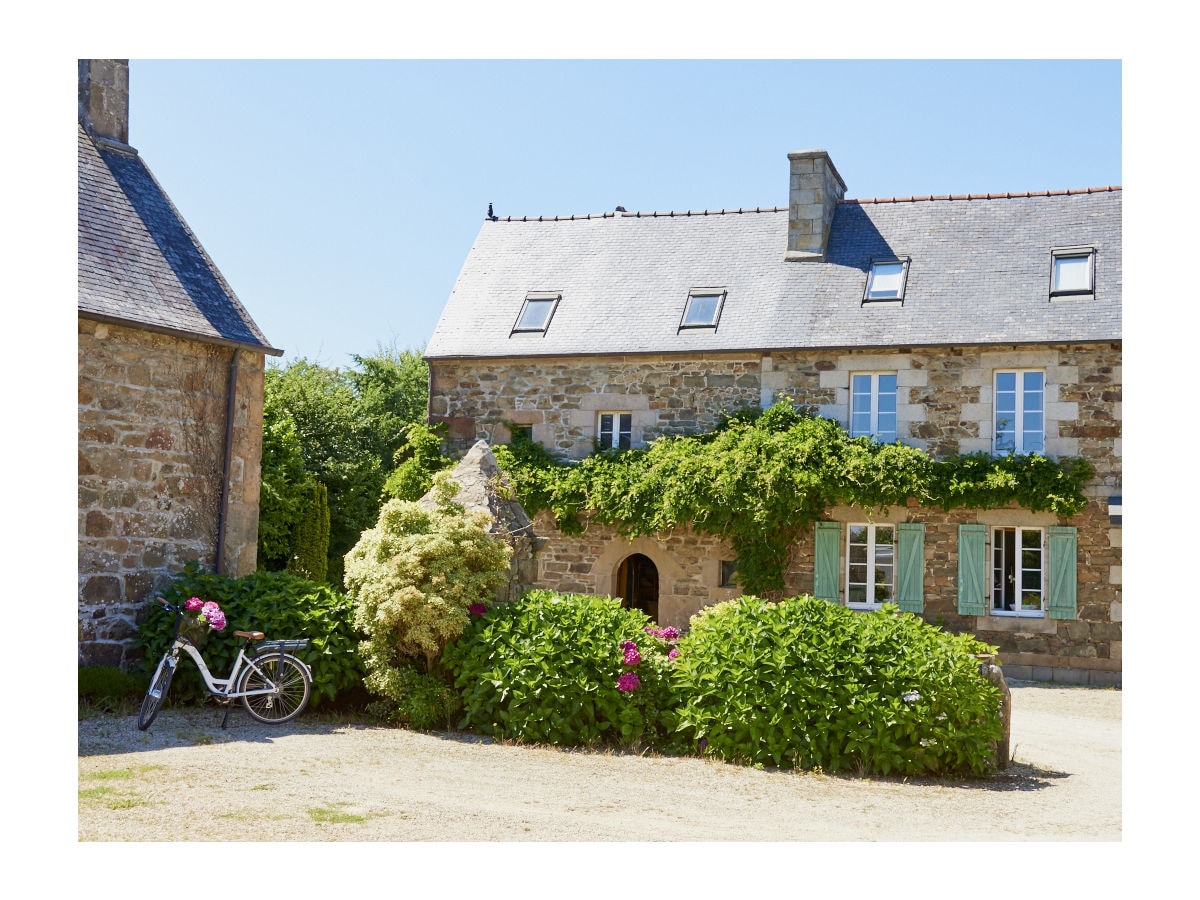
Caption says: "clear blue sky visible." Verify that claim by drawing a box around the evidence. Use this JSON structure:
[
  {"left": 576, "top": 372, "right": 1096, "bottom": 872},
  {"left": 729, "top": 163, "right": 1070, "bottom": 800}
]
[{"left": 126, "top": 59, "right": 1122, "bottom": 369}]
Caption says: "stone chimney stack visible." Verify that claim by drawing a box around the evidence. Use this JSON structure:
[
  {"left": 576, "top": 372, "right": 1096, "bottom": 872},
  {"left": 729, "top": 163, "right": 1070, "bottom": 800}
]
[
  {"left": 78, "top": 59, "right": 129, "bottom": 145},
  {"left": 785, "top": 149, "right": 846, "bottom": 262}
]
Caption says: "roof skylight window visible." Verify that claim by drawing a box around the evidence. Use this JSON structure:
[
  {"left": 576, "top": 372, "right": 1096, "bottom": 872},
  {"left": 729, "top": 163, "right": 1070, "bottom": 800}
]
[
  {"left": 512, "top": 292, "right": 561, "bottom": 334},
  {"left": 680, "top": 289, "right": 726, "bottom": 330},
  {"left": 864, "top": 259, "right": 909, "bottom": 302},
  {"left": 1050, "top": 247, "right": 1095, "bottom": 298}
]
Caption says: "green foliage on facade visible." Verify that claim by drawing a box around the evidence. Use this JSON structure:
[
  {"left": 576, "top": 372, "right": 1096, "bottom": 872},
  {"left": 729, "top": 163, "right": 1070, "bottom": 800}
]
[
  {"left": 344, "top": 476, "right": 512, "bottom": 717},
  {"left": 493, "top": 401, "right": 1093, "bottom": 596}
]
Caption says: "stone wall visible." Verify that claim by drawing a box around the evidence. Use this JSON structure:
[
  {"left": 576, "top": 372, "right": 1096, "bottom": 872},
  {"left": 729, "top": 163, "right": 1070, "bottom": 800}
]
[
  {"left": 78, "top": 318, "right": 266, "bottom": 669},
  {"left": 429, "top": 341, "right": 1120, "bottom": 684}
]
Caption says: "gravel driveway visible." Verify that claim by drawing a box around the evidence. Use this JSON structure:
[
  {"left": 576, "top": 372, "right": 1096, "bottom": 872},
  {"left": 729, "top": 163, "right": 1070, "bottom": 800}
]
[{"left": 78, "top": 681, "right": 1120, "bottom": 842}]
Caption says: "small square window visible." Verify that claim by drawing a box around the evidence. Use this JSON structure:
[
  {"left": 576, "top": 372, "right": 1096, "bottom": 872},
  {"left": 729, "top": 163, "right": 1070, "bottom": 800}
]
[
  {"left": 720, "top": 560, "right": 738, "bottom": 588},
  {"left": 1050, "top": 248, "right": 1095, "bottom": 298},
  {"left": 597, "top": 412, "right": 632, "bottom": 451},
  {"left": 864, "top": 259, "right": 909, "bottom": 302},
  {"left": 512, "top": 292, "right": 561, "bottom": 334},
  {"left": 680, "top": 289, "right": 725, "bottom": 329}
]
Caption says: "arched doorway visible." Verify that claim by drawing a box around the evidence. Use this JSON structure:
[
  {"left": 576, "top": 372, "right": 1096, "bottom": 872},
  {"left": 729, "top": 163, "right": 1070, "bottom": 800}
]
[{"left": 616, "top": 553, "right": 659, "bottom": 622}]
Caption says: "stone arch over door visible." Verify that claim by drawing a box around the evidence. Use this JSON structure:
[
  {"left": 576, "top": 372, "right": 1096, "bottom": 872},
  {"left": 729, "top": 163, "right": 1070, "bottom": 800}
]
[{"left": 594, "top": 536, "right": 686, "bottom": 626}]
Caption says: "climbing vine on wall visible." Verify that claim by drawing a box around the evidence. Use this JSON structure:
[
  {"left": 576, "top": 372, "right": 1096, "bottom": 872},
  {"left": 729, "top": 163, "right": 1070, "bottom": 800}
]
[{"left": 491, "top": 401, "right": 1093, "bottom": 597}]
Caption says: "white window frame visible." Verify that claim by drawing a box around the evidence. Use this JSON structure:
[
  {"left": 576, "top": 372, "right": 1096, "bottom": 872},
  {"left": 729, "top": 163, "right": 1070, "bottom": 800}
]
[
  {"left": 849, "top": 372, "right": 898, "bottom": 442},
  {"left": 990, "top": 526, "right": 1045, "bottom": 617},
  {"left": 863, "top": 258, "right": 910, "bottom": 302},
  {"left": 679, "top": 288, "right": 726, "bottom": 329},
  {"left": 596, "top": 411, "right": 633, "bottom": 451},
  {"left": 512, "top": 292, "right": 561, "bottom": 334},
  {"left": 845, "top": 523, "right": 895, "bottom": 609},
  {"left": 1049, "top": 247, "right": 1095, "bottom": 298},
  {"left": 993, "top": 369, "right": 1045, "bottom": 455}
]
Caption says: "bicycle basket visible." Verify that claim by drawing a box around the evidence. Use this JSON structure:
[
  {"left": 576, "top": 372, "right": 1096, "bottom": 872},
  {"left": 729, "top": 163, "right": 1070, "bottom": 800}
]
[{"left": 179, "top": 619, "right": 211, "bottom": 646}]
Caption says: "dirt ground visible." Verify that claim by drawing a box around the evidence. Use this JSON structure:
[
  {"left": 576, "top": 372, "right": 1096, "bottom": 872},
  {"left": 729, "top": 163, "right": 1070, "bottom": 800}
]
[{"left": 77, "top": 680, "right": 1120, "bottom": 843}]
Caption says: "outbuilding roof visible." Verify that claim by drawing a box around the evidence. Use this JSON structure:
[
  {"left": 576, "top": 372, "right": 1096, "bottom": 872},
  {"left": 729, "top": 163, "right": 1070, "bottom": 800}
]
[
  {"left": 77, "top": 125, "right": 281, "bottom": 355},
  {"left": 426, "top": 186, "right": 1120, "bottom": 359}
]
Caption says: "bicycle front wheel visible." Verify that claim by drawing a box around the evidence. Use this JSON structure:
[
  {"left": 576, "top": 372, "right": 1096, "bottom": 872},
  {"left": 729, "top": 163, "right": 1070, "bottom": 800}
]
[
  {"left": 137, "top": 656, "right": 175, "bottom": 731},
  {"left": 238, "top": 654, "right": 310, "bottom": 724}
]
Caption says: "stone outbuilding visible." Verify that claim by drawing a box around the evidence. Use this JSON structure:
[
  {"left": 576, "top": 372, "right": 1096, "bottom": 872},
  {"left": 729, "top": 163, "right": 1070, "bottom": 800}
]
[{"left": 78, "top": 60, "right": 282, "bottom": 668}]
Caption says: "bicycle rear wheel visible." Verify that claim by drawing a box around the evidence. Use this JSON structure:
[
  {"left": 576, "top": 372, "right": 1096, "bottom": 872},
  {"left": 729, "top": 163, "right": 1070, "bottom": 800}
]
[
  {"left": 137, "top": 656, "right": 175, "bottom": 731},
  {"left": 238, "top": 653, "right": 310, "bottom": 724}
]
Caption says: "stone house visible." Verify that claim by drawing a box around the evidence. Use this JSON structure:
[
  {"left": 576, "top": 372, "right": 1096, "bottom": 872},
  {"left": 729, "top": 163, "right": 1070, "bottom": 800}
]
[
  {"left": 78, "top": 60, "right": 282, "bottom": 668},
  {"left": 425, "top": 150, "right": 1121, "bottom": 686}
]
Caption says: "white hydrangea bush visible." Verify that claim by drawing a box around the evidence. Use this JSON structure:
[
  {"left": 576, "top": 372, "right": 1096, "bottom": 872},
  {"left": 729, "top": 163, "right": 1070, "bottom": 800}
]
[{"left": 344, "top": 475, "right": 512, "bottom": 697}]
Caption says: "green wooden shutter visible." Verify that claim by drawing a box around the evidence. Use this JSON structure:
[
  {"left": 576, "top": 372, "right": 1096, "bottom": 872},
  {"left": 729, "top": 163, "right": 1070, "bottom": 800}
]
[
  {"left": 957, "top": 524, "right": 987, "bottom": 615},
  {"left": 814, "top": 521, "right": 840, "bottom": 603},
  {"left": 896, "top": 523, "right": 925, "bottom": 613},
  {"left": 1047, "top": 526, "right": 1078, "bottom": 620}
]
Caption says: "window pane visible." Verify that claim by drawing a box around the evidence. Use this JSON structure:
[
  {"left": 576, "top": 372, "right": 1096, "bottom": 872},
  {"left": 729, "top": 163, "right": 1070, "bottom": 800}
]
[
  {"left": 683, "top": 294, "right": 720, "bottom": 326},
  {"left": 516, "top": 299, "right": 554, "bottom": 331},
  {"left": 996, "top": 372, "right": 1016, "bottom": 393},
  {"left": 1023, "top": 371, "right": 1044, "bottom": 394},
  {"left": 868, "top": 263, "right": 904, "bottom": 298},
  {"left": 848, "top": 584, "right": 867, "bottom": 604},
  {"left": 1053, "top": 255, "right": 1090, "bottom": 291},
  {"left": 849, "top": 564, "right": 868, "bottom": 585}
]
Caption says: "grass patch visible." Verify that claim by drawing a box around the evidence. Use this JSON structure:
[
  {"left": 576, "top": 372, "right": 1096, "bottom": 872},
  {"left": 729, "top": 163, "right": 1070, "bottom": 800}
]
[
  {"left": 78, "top": 785, "right": 150, "bottom": 809},
  {"left": 308, "top": 805, "right": 368, "bottom": 824}
]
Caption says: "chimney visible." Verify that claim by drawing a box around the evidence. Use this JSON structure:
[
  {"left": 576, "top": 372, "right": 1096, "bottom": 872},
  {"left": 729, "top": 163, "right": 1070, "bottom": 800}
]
[
  {"left": 78, "top": 59, "right": 129, "bottom": 145},
  {"left": 785, "top": 149, "right": 846, "bottom": 262}
]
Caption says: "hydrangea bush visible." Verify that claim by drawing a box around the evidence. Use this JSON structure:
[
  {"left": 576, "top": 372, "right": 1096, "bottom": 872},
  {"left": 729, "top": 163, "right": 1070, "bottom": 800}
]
[
  {"left": 344, "top": 475, "right": 512, "bottom": 717},
  {"left": 671, "top": 595, "right": 1004, "bottom": 776},
  {"left": 442, "top": 590, "right": 680, "bottom": 750}
]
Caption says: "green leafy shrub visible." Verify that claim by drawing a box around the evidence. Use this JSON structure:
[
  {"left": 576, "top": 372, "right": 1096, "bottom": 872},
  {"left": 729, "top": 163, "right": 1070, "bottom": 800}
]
[
  {"left": 364, "top": 663, "right": 463, "bottom": 730},
  {"left": 78, "top": 666, "right": 147, "bottom": 713},
  {"left": 136, "top": 563, "right": 364, "bottom": 707},
  {"left": 344, "top": 475, "right": 512, "bottom": 718},
  {"left": 442, "top": 590, "right": 681, "bottom": 750},
  {"left": 672, "top": 595, "right": 1003, "bottom": 776},
  {"left": 382, "top": 422, "right": 454, "bottom": 502},
  {"left": 286, "top": 478, "right": 330, "bottom": 583}
]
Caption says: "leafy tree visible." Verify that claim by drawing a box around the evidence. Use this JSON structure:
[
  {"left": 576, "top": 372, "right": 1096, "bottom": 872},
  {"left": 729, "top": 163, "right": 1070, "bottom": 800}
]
[
  {"left": 286, "top": 478, "right": 330, "bottom": 583},
  {"left": 382, "top": 421, "right": 455, "bottom": 502},
  {"left": 256, "top": 393, "right": 310, "bottom": 569},
  {"left": 347, "top": 345, "right": 431, "bottom": 469}
]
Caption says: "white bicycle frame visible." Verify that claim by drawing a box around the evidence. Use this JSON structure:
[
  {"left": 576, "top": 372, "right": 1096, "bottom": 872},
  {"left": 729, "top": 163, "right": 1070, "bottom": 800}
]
[{"left": 157, "top": 635, "right": 297, "bottom": 701}]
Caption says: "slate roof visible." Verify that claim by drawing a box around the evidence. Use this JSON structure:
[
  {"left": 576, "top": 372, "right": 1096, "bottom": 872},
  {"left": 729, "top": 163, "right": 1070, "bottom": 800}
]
[
  {"left": 426, "top": 187, "right": 1120, "bottom": 360},
  {"left": 77, "top": 125, "right": 280, "bottom": 355}
]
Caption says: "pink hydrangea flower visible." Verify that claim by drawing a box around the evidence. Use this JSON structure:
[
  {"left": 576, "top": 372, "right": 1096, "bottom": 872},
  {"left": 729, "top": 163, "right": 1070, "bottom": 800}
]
[
  {"left": 185, "top": 597, "right": 204, "bottom": 611},
  {"left": 668, "top": 648, "right": 680, "bottom": 660},
  {"left": 616, "top": 672, "right": 641, "bottom": 693},
  {"left": 660, "top": 626, "right": 680, "bottom": 640},
  {"left": 623, "top": 646, "right": 642, "bottom": 666},
  {"left": 620, "top": 640, "right": 637, "bottom": 651},
  {"left": 468, "top": 603, "right": 487, "bottom": 617},
  {"left": 200, "top": 601, "right": 226, "bottom": 631}
]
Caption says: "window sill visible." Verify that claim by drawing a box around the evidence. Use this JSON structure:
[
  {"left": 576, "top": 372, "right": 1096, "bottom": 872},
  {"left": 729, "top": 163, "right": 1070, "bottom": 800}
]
[{"left": 973, "top": 614, "right": 1057, "bottom": 634}]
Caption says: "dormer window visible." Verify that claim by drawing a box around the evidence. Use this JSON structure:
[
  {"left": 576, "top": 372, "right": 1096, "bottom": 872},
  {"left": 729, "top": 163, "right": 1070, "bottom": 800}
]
[
  {"left": 1050, "top": 247, "right": 1095, "bottom": 298},
  {"left": 864, "top": 259, "right": 909, "bottom": 302},
  {"left": 512, "top": 292, "right": 561, "bottom": 334},
  {"left": 680, "top": 289, "right": 726, "bottom": 330}
]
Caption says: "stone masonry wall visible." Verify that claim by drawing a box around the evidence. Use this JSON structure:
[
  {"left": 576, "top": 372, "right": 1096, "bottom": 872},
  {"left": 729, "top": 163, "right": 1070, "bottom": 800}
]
[
  {"left": 78, "top": 318, "right": 266, "bottom": 669},
  {"left": 430, "top": 342, "right": 1120, "bottom": 683}
]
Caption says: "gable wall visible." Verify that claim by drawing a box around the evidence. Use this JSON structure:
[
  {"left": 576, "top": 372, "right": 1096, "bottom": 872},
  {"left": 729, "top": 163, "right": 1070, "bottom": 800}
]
[{"left": 78, "top": 318, "right": 266, "bottom": 669}]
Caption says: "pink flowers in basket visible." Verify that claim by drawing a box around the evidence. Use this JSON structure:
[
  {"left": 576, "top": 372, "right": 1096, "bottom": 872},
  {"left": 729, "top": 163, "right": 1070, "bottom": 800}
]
[{"left": 184, "top": 596, "right": 227, "bottom": 631}]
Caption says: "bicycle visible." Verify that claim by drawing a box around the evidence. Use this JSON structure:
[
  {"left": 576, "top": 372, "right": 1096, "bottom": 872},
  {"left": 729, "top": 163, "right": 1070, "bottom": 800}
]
[{"left": 137, "top": 596, "right": 312, "bottom": 731}]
